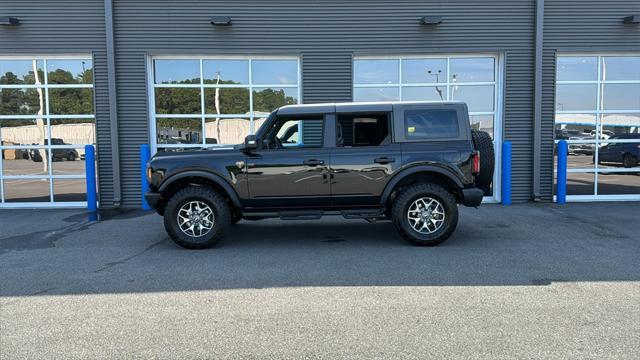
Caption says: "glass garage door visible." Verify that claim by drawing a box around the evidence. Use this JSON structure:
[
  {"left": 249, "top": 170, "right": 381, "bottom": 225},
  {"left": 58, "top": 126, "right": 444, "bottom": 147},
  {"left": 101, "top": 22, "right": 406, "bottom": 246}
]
[
  {"left": 555, "top": 54, "right": 640, "bottom": 200},
  {"left": 149, "top": 56, "right": 300, "bottom": 153},
  {"left": 352, "top": 55, "right": 503, "bottom": 201},
  {"left": 0, "top": 57, "right": 95, "bottom": 207}
]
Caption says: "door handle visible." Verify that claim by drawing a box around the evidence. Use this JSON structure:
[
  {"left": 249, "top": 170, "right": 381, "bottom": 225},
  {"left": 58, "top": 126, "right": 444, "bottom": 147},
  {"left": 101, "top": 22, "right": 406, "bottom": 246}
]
[
  {"left": 303, "top": 159, "right": 324, "bottom": 166},
  {"left": 374, "top": 157, "right": 395, "bottom": 164}
]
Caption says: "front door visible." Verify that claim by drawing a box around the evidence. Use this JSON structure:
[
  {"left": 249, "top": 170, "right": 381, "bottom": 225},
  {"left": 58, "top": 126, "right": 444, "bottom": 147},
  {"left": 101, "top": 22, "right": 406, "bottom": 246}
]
[{"left": 245, "top": 116, "right": 331, "bottom": 208}]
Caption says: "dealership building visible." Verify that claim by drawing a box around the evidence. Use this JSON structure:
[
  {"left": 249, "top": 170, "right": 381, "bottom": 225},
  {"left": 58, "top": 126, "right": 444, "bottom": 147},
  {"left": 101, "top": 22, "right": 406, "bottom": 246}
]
[{"left": 0, "top": 0, "right": 638, "bottom": 208}]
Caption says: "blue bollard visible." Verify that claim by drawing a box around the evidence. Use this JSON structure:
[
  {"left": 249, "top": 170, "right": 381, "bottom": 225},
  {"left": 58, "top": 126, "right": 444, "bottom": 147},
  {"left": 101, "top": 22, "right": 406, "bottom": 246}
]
[
  {"left": 501, "top": 141, "right": 512, "bottom": 205},
  {"left": 140, "top": 144, "right": 151, "bottom": 210},
  {"left": 557, "top": 140, "right": 568, "bottom": 204},
  {"left": 85, "top": 145, "right": 98, "bottom": 215}
]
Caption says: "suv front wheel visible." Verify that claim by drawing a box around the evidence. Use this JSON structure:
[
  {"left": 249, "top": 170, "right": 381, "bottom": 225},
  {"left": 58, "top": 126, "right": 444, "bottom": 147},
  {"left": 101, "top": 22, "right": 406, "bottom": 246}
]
[
  {"left": 391, "top": 183, "right": 459, "bottom": 246},
  {"left": 163, "top": 186, "right": 231, "bottom": 249}
]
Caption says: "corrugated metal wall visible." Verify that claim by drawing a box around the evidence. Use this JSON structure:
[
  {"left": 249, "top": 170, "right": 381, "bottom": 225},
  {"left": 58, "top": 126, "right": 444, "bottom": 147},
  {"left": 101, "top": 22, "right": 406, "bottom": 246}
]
[
  {"left": 0, "top": 0, "right": 115, "bottom": 205},
  {"left": 542, "top": 0, "right": 640, "bottom": 200},
  {"left": 112, "top": 0, "right": 536, "bottom": 205},
  {"left": 3, "top": 0, "right": 637, "bottom": 207}
]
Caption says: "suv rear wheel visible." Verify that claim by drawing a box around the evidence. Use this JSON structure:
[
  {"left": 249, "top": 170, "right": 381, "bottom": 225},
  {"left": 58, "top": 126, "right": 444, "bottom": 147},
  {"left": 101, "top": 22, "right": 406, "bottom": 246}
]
[
  {"left": 391, "top": 183, "right": 458, "bottom": 246},
  {"left": 163, "top": 186, "right": 231, "bottom": 249}
]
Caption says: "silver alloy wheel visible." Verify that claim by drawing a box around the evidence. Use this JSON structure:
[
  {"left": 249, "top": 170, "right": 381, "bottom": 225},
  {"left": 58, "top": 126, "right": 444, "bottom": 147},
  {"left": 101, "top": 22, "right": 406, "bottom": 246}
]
[
  {"left": 407, "top": 196, "right": 446, "bottom": 234},
  {"left": 177, "top": 201, "right": 215, "bottom": 237}
]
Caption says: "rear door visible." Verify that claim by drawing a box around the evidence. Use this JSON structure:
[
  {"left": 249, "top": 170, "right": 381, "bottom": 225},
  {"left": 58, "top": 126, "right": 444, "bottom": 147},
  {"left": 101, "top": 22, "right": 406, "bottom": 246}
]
[{"left": 330, "top": 104, "right": 402, "bottom": 206}]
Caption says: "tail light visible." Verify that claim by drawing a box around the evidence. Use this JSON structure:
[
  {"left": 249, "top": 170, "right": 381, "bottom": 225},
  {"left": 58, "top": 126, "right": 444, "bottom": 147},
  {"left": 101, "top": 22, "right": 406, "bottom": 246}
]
[{"left": 472, "top": 151, "right": 480, "bottom": 176}]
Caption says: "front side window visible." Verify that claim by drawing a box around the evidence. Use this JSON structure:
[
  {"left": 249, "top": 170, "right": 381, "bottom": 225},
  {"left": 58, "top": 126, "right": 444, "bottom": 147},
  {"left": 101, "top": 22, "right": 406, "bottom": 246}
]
[
  {"left": 261, "top": 117, "right": 324, "bottom": 150},
  {"left": 404, "top": 109, "right": 459, "bottom": 139},
  {"left": 152, "top": 57, "right": 299, "bottom": 151},
  {"left": 0, "top": 57, "right": 95, "bottom": 205},
  {"left": 555, "top": 54, "right": 640, "bottom": 198}
]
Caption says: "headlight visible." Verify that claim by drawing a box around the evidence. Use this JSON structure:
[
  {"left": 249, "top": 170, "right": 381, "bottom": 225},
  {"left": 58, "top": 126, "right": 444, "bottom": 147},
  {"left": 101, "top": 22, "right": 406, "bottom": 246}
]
[{"left": 146, "top": 165, "right": 152, "bottom": 183}]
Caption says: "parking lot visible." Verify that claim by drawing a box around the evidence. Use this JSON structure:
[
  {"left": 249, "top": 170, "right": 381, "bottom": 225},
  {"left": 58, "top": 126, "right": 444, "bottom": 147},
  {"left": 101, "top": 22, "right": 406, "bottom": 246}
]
[{"left": 1, "top": 202, "right": 639, "bottom": 358}]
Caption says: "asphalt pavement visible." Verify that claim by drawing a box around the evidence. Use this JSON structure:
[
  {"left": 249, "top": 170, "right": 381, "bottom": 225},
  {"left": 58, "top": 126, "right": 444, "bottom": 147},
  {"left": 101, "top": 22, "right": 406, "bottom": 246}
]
[{"left": 1, "top": 202, "right": 639, "bottom": 359}]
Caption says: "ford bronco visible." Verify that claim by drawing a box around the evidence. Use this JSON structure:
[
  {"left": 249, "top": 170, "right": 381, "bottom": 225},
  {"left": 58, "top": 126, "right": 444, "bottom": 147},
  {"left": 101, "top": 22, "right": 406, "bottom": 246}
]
[{"left": 145, "top": 101, "right": 494, "bottom": 249}]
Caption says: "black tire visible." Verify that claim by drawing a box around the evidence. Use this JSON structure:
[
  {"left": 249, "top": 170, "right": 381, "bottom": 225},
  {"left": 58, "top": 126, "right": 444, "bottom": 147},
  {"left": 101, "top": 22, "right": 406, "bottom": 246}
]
[
  {"left": 623, "top": 154, "right": 637, "bottom": 168},
  {"left": 163, "top": 186, "right": 231, "bottom": 249},
  {"left": 67, "top": 152, "right": 76, "bottom": 161},
  {"left": 471, "top": 130, "right": 495, "bottom": 195},
  {"left": 391, "top": 183, "right": 458, "bottom": 246}
]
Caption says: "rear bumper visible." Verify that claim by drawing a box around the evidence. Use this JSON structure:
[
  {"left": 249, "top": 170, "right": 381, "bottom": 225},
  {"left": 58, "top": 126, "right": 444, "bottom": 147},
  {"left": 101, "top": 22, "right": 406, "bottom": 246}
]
[
  {"left": 461, "top": 187, "right": 484, "bottom": 207},
  {"left": 144, "top": 192, "right": 162, "bottom": 209}
]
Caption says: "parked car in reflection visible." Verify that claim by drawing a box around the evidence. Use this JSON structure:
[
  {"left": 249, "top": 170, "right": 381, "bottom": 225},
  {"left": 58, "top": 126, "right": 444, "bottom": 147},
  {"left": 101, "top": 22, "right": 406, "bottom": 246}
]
[
  {"left": 29, "top": 138, "right": 79, "bottom": 162},
  {"left": 597, "top": 134, "right": 640, "bottom": 168},
  {"left": 568, "top": 134, "right": 595, "bottom": 155}
]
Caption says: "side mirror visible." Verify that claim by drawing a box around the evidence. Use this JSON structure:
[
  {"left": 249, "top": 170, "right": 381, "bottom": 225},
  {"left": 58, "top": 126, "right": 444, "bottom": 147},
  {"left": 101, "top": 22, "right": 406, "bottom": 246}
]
[{"left": 242, "top": 134, "right": 257, "bottom": 151}]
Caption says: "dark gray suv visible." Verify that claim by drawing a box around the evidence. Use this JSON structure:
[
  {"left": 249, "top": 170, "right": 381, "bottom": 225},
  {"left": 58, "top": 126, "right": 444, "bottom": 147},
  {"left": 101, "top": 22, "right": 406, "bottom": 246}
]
[{"left": 145, "top": 101, "right": 494, "bottom": 249}]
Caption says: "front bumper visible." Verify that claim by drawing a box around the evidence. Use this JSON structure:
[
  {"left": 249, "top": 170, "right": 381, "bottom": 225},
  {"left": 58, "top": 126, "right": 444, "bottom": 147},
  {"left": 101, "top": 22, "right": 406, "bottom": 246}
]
[
  {"left": 144, "top": 192, "right": 162, "bottom": 209},
  {"left": 461, "top": 187, "right": 484, "bottom": 207}
]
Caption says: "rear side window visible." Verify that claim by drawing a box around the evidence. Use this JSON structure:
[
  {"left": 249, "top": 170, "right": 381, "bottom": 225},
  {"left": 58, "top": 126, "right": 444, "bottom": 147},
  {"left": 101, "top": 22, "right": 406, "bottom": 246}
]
[{"left": 404, "top": 109, "right": 459, "bottom": 139}]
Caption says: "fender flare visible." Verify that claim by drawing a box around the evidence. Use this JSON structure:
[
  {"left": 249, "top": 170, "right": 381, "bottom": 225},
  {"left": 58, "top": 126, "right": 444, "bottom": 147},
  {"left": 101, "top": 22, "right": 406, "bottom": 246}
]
[
  {"left": 380, "top": 165, "right": 465, "bottom": 205},
  {"left": 158, "top": 170, "right": 242, "bottom": 208}
]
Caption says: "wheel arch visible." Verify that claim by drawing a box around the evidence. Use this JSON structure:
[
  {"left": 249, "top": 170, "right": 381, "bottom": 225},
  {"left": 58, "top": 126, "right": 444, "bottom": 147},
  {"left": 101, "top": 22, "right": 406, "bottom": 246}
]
[
  {"left": 381, "top": 166, "right": 464, "bottom": 207},
  {"left": 158, "top": 171, "right": 242, "bottom": 209}
]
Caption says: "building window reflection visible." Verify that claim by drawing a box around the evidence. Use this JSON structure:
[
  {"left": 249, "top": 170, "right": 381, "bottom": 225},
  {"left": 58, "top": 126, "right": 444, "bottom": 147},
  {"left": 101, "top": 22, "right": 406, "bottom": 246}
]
[
  {"left": 151, "top": 57, "right": 300, "bottom": 151},
  {"left": 554, "top": 55, "right": 640, "bottom": 198},
  {"left": 0, "top": 57, "right": 95, "bottom": 205}
]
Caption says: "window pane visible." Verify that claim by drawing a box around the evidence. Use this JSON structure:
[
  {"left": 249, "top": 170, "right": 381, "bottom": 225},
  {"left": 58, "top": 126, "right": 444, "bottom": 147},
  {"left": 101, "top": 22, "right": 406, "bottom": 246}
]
[
  {"left": 601, "top": 56, "right": 640, "bottom": 81},
  {"left": 602, "top": 84, "right": 640, "bottom": 111},
  {"left": 2, "top": 148, "right": 48, "bottom": 176},
  {"left": 154, "top": 59, "right": 200, "bottom": 84},
  {"left": 564, "top": 172, "right": 595, "bottom": 195},
  {"left": 205, "top": 117, "right": 250, "bottom": 145},
  {"left": 50, "top": 118, "right": 95, "bottom": 145},
  {"left": 251, "top": 60, "right": 297, "bottom": 85},
  {"left": 401, "top": 59, "right": 447, "bottom": 84},
  {"left": 554, "top": 114, "right": 597, "bottom": 139},
  {"left": 402, "top": 86, "right": 446, "bottom": 101},
  {"left": 353, "top": 59, "right": 398, "bottom": 84},
  {"left": 154, "top": 88, "right": 201, "bottom": 114},
  {"left": 48, "top": 88, "right": 93, "bottom": 115},
  {"left": 1, "top": 119, "right": 48, "bottom": 145},
  {"left": 404, "top": 109, "right": 459, "bottom": 139},
  {"left": 598, "top": 173, "right": 640, "bottom": 195},
  {"left": 555, "top": 84, "right": 597, "bottom": 111},
  {"left": 353, "top": 87, "right": 399, "bottom": 102},
  {"left": 469, "top": 115, "right": 494, "bottom": 139},
  {"left": 0, "top": 60, "right": 44, "bottom": 85},
  {"left": 203, "top": 60, "right": 249, "bottom": 84},
  {"left": 47, "top": 60, "right": 93, "bottom": 84},
  {"left": 51, "top": 148, "right": 84, "bottom": 174},
  {"left": 451, "top": 85, "right": 494, "bottom": 112},
  {"left": 0, "top": 88, "right": 45, "bottom": 115},
  {"left": 274, "top": 118, "right": 324, "bottom": 148},
  {"left": 601, "top": 114, "right": 640, "bottom": 137},
  {"left": 567, "top": 147, "right": 595, "bottom": 166},
  {"left": 53, "top": 179, "right": 86, "bottom": 202},
  {"left": 3, "top": 178, "right": 50, "bottom": 202},
  {"left": 556, "top": 56, "right": 597, "bottom": 81},
  {"left": 252, "top": 87, "right": 298, "bottom": 113},
  {"left": 204, "top": 87, "right": 250, "bottom": 115},
  {"left": 450, "top": 58, "right": 495, "bottom": 82},
  {"left": 156, "top": 118, "right": 202, "bottom": 145}
]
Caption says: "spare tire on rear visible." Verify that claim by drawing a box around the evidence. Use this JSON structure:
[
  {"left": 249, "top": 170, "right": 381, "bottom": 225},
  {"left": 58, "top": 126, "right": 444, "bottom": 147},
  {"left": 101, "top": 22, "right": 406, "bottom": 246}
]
[{"left": 471, "top": 130, "right": 495, "bottom": 195}]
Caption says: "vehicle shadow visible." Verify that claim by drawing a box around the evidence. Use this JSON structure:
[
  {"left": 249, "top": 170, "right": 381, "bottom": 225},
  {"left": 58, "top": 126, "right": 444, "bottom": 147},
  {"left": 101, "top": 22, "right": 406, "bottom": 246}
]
[{"left": 1, "top": 203, "right": 639, "bottom": 297}]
